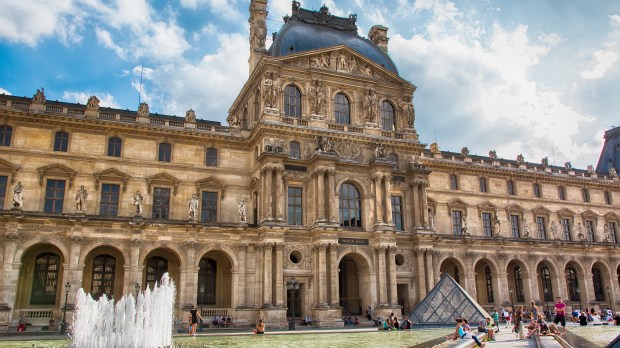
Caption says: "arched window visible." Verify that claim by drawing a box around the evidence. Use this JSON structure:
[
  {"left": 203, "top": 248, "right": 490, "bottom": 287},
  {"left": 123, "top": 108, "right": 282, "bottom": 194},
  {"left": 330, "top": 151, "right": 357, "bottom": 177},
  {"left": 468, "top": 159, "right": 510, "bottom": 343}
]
[
  {"left": 485, "top": 266, "right": 494, "bottom": 303},
  {"left": 566, "top": 267, "right": 580, "bottom": 302},
  {"left": 593, "top": 268, "right": 604, "bottom": 301},
  {"left": 0, "top": 125, "right": 12, "bottom": 146},
  {"left": 198, "top": 258, "right": 217, "bottom": 305},
  {"left": 514, "top": 266, "right": 524, "bottom": 302},
  {"left": 158, "top": 142, "right": 172, "bottom": 162},
  {"left": 30, "top": 252, "right": 60, "bottom": 305},
  {"left": 339, "top": 182, "right": 361, "bottom": 228},
  {"left": 541, "top": 267, "right": 553, "bottom": 302},
  {"left": 289, "top": 141, "right": 300, "bottom": 159},
  {"left": 107, "top": 136, "right": 122, "bottom": 157},
  {"left": 91, "top": 254, "right": 116, "bottom": 300},
  {"left": 454, "top": 266, "right": 460, "bottom": 284},
  {"left": 284, "top": 85, "right": 301, "bottom": 118},
  {"left": 146, "top": 256, "right": 168, "bottom": 289},
  {"left": 206, "top": 148, "right": 218, "bottom": 166},
  {"left": 53, "top": 131, "right": 69, "bottom": 152},
  {"left": 333, "top": 93, "right": 350, "bottom": 124},
  {"left": 380, "top": 101, "right": 395, "bottom": 131}
]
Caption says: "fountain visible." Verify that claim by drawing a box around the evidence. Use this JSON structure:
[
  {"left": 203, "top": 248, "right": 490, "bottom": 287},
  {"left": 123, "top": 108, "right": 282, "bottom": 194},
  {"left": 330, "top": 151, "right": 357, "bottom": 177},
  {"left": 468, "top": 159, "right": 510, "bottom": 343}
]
[{"left": 70, "top": 273, "right": 176, "bottom": 348}]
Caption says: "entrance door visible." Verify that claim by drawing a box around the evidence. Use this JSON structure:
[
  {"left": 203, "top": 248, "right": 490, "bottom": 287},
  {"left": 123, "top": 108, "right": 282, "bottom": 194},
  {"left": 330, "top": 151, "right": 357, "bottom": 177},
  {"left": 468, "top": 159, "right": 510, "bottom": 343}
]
[
  {"left": 286, "top": 283, "right": 302, "bottom": 318},
  {"left": 339, "top": 255, "right": 361, "bottom": 315}
]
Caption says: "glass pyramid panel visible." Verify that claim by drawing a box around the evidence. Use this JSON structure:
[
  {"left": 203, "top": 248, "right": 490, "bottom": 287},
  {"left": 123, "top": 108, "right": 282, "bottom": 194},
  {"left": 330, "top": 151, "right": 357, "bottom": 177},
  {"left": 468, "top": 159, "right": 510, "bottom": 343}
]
[{"left": 410, "top": 273, "right": 491, "bottom": 325}]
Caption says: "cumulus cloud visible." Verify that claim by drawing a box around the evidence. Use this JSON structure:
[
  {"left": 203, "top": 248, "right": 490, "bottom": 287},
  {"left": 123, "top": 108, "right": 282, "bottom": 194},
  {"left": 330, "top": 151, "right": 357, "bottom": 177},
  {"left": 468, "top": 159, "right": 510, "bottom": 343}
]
[
  {"left": 179, "top": 0, "right": 242, "bottom": 20},
  {"left": 62, "top": 91, "right": 121, "bottom": 108},
  {"left": 0, "top": 0, "right": 77, "bottom": 46},
  {"left": 580, "top": 15, "right": 620, "bottom": 80},
  {"left": 0, "top": 87, "right": 12, "bottom": 95}
]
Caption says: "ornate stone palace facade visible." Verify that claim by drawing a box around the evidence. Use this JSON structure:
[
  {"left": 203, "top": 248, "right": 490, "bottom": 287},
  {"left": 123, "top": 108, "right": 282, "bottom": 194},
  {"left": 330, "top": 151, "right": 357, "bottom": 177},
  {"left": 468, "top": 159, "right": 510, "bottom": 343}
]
[{"left": 0, "top": 1, "right": 619, "bottom": 330}]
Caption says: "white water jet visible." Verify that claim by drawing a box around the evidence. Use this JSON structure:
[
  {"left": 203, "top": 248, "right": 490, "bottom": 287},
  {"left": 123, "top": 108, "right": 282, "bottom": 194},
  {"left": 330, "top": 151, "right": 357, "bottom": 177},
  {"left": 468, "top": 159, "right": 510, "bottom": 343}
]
[{"left": 70, "top": 273, "right": 176, "bottom": 348}]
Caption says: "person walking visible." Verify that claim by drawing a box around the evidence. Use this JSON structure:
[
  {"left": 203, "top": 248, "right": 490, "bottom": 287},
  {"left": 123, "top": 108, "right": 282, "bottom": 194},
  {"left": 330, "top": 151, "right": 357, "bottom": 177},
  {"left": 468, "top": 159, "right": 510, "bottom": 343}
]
[
  {"left": 189, "top": 305, "right": 202, "bottom": 336},
  {"left": 491, "top": 308, "right": 500, "bottom": 332},
  {"left": 530, "top": 301, "right": 539, "bottom": 324},
  {"left": 553, "top": 297, "right": 567, "bottom": 333},
  {"left": 514, "top": 305, "right": 524, "bottom": 339}
]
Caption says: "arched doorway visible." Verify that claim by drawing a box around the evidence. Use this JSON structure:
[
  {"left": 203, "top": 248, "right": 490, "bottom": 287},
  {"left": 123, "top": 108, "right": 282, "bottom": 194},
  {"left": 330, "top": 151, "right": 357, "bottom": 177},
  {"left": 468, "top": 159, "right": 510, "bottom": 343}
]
[
  {"left": 142, "top": 248, "right": 181, "bottom": 296},
  {"left": 474, "top": 259, "right": 497, "bottom": 307},
  {"left": 439, "top": 258, "right": 464, "bottom": 285},
  {"left": 592, "top": 263, "right": 609, "bottom": 302},
  {"left": 506, "top": 259, "right": 530, "bottom": 307},
  {"left": 15, "top": 244, "right": 66, "bottom": 309},
  {"left": 339, "top": 255, "right": 361, "bottom": 315},
  {"left": 83, "top": 246, "right": 125, "bottom": 301},
  {"left": 564, "top": 262, "right": 582, "bottom": 307},
  {"left": 197, "top": 250, "right": 233, "bottom": 308},
  {"left": 536, "top": 260, "right": 558, "bottom": 316}
]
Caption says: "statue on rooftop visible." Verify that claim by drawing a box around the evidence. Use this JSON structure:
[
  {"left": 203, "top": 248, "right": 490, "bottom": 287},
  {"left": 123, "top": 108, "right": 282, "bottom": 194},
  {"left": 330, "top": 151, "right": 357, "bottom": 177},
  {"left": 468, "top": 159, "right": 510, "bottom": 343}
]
[
  {"left": 564, "top": 162, "right": 572, "bottom": 170},
  {"left": 541, "top": 157, "right": 549, "bottom": 168},
  {"left": 430, "top": 142, "right": 439, "bottom": 154},
  {"left": 137, "top": 102, "right": 149, "bottom": 117},
  {"left": 516, "top": 153, "right": 525, "bottom": 164},
  {"left": 32, "top": 88, "right": 46, "bottom": 104},
  {"left": 609, "top": 167, "right": 618, "bottom": 177},
  {"left": 461, "top": 147, "right": 470, "bottom": 157},
  {"left": 586, "top": 165, "right": 595, "bottom": 174},
  {"left": 489, "top": 150, "right": 497, "bottom": 159},
  {"left": 86, "top": 95, "right": 100, "bottom": 110},
  {"left": 185, "top": 109, "right": 196, "bottom": 123}
]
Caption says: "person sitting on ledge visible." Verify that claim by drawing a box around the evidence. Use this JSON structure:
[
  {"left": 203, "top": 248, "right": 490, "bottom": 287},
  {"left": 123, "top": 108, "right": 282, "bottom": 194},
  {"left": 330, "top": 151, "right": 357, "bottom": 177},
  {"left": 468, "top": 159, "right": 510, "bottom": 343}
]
[
  {"left": 17, "top": 315, "right": 27, "bottom": 332},
  {"left": 353, "top": 317, "right": 360, "bottom": 326},
  {"left": 253, "top": 319, "right": 265, "bottom": 334},
  {"left": 48, "top": 319, "right": 58, "bottom": 331}
]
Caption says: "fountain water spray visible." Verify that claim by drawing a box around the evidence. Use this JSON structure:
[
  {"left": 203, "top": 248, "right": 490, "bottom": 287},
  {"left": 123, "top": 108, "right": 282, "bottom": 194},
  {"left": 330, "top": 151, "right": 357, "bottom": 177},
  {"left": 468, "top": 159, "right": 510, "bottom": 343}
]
[{"left": 70, "top": 273, "right": 176, "bottom": 348}]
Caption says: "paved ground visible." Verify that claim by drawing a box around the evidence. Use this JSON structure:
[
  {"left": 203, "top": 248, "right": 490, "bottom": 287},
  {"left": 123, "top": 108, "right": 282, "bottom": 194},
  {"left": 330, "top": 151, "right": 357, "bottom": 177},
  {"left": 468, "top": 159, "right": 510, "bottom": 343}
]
[{"left": 489, "top": 329, "right": 538, "bottom": 348}]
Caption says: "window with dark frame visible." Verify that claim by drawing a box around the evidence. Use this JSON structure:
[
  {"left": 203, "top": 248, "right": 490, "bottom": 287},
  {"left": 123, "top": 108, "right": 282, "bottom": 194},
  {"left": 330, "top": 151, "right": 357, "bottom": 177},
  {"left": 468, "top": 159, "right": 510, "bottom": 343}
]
[
  {"left": 30, "top": 252, "right": 60, "bottom": 305},
  {"left": 53, "top": 131, "right": 69, "bottom": 152},
  {"left": 582, "top": 188, "right": 590, "bottom": 203},
  {"left": 0, "top": 175, "right": 7, "bottom": 209},
  {"left": 558, "top": 186, "right": 566, "bottom": 200},
  {"left": 0, "top": 125, "right": 12, "bottom": 146},
  {"left": 333, "top": 93, "right": 350, "bottom": 124},
  {"left": 450, "top": 174, "right": 458, "bottom": 190},
  {"left": 541, "top": 267, "right": 554, "bottom": 301},
  {"left": 289, "top": 141, "right": 301, "bottom": 159},
  {"left": 201, "top": 191, "right": 218, "bottom": 223},
  {"left": 152, "top": 187, "right": 170, "bottom": 219},
  {"left": 158, "top": 142, "right": 172, "bottom": 162},
  {"left": 485, "top": 266, "right": 494, "bottom": 303},
  {"left": 146, "top": 256, "right": 168, "bottom": 289},
  {"left": 561, "top": 218, "right": 571, "bottom": 241},
  {"left": 593, "top": 268, "right": 604, "bottom": 301},
  {"left": 44, "top": 179, "right": 65, "bottom": 213},
  {"left": 339, "top": 182, "right": 361, "bottom": 228},
  {"left": 380, "top": 101, "right": 395, "bottom": 131},
  {"left": 99, "top": 183, "right": 120, "bottom": 217},
  {"left": 287, "top": 187, "right": 303, "bottom": 225},
  {"left": 388, "top": 153, "right": 398, "bottom": 171},
  {"left": 536, "top": 216, "right": 547, "bottom": 239},
  {"left": 205, "top": 148, "right": 218, "bottom": 166},
  {"left": 585, "top": 220, "right": 595, "bottom": 242},
  {"left": 514, "top": 266, "right": 525, "bottom": 302},
  {"left": 510, "top": 214, "right": 520, "bottom": 238},
  {"left": 605, "top": 191, "right": 612, "bottom": 205},
  {"left": 479, "top": 177, "right": 488, "bottom": 193},
  {"left": 452, "top": 210, "right": 463, "bottom": 235},
  {"left": 609, "top": 222, "right": 618, "bottom": 243},
  {"left": 481, "top": 212, "right": 492, "bottom": 236},
  {"left": 198, "top": 258, "right": 217, "bottom": 305},
  {"left": 391, "top": 196, "right": 403, "bottom": 231},
  {"left": 283, "top": 85, "right": 301, "bottom": 118},
  {"left": 533, "top": 183, "right": 541, "bottom": 198},
  {"left": 107, "top": 136, "right": 122, "bottom": 157},
  {"left": 91, "top": 254, "right": 116, "bottom": 300},
  {"left": 566, "top": 267, "right": 580, "bottom": 302},
  {"left": 507, "top": 180, "right": 516, "bottom": 195}
]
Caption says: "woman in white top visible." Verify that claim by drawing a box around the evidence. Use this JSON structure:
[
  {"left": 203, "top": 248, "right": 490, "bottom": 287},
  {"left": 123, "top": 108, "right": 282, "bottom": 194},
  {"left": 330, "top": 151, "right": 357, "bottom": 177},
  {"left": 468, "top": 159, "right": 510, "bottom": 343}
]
[{"left": 592, "top": 312, "right": 602, "bottom": 325}]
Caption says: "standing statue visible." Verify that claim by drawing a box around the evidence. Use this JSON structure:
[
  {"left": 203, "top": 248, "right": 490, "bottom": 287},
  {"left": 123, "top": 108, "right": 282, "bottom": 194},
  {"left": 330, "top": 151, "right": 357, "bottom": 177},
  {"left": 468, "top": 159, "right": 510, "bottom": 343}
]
[
  {"left": 185, "top": 109, "right": 196, "bottom": 123},
  {"left": 362, "top": 89, "right": 378, "bottom": 123},
  {"left": 489, "top": 150, "right": 497, "bottom": 159},
  {"left": 609, "top": 167, "right": 618, "bottom": 177},
  {"left": 13, "top": 181, "right": 24, "bottom": 209},
  {"left": 492, "top": 214, "right": 501, "bottom": 236},
  {"left": 461, "top": 217, "right": 468, "bottom": 235},
  {"left": 399, "top": 95, "right": 415, "bottom": 128},
  {"left": 86, "top": 95, "right": 100, "bottom": 110},
  {"left": 137, "top": 102, "right": 150, "bottom": 117},
  {"left": 428, "top": 209, "right": 435, "bottom": 230},
  {"left": 516, "top": 154, "right": 525, "bottom": 164},
  {"left": 32, "top": 88, "right": 46, "bottom": 104},
  {"left": 187, "top": 194, "right": 198, "bottom": 221},
  {"left": 133, "top": 191, "right": 144, "bottom": 217},
  {"left": 309, "top": 80, "right": 325, "bottom": 115},
  {"left": 262, "top": 72, "right": 281, "bottom": 108},
  {"left": 238, "top": 199, "right": 247, "bottom": 223},
  {"left": 315, "top": 136, "right": 334, "bottom": 153},
  {"left": 75, "top": 185, "right": 88, "bottom": 213}
]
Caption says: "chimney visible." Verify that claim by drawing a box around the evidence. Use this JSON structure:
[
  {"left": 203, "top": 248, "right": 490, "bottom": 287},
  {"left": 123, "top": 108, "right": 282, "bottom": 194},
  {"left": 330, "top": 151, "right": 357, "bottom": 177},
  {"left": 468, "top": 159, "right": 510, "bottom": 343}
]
[
  {"left": 368, "top": 25, "right": 389, "bottom": 53},
  {"left": 248, "top": 0, "right": 268, "bottom": 75}
]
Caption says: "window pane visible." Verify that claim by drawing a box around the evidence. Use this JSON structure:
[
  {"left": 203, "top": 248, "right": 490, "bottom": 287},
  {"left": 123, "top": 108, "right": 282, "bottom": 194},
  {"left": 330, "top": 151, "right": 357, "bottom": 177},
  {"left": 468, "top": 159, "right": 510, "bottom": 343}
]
[
  {"left": 289, "top": 142, "right": 300, "bottom": 159},
  {"left": 339, "top": 183, "right": 361, "bottom": 228},
  {"left": 206, "top": 148, "right": 218, "bottom": 166},
  {"left": 0, "top": 175, "right": 7, "bottom": 209},
  {"left": 533, "top": 183, "right": 541, "bottom": 198},
  {"left": 152, "top": 187, "right": 170, "bottom": 219},
  {"left": 288, "top": 187, "right": 303, "bottom": 225},
  {"left": 99, "top": 184, "right": 120, "bottom": 217},
  {"left": 452, "top": 211, "right": 462, "bottom": 235},
  {"left": 380, "top": 101, "right": 394, "bottom": 131},
  {"left": 107, "top": 137, "right": 122, "bottom": 157},
  {"left": 44, "top": 179, "right": 65, "bottom": 213},
  {"left": 53, "top": 131, "right": 69, "bottom": 152},
  {"left": 450, "top": 174, "right": 458, "bottom": 190},
  {"left": 481, "top": 213, "right": 492, "bottom": 236},
  {"left": 561, "top": 218, "right": 571, "bottom": 241},
  {"left": 0, "top": 126, "right": 12, "bottom": 146},
  {"left": 146, "top": 257, "right": 168, "bottom": 289},
  {"left": 536, "top": 217, "right": 547, "bottom": 239},
  {"left": 510, "top": 215, "right": 520, "bottom": 238},
  {"left": 284, "top": 85, "right": 301, "bottom": 118},
  {"left": 91, "top": 255, "right": 116, "bottom": 300},
  {"left": 201, "top": 191, "right": 218, "bottom": 223},
  {"left": 333, "top": 93, "right": 350, "bottom": 124},
  {"left": 30, "top": 253, "right": 60, "bottom": 305},
  {"left": 159, "top": 143, "right": 171, "bottom": 162},
  {"left": 391, "top": 196, "right": 403, "bottom": 231}
]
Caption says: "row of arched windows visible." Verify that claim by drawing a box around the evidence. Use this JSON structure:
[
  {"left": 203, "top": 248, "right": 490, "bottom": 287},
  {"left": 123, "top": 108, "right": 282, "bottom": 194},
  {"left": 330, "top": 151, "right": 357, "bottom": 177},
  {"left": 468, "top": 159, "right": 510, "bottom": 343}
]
[{"left": 281, "top": 86, "right": 396, "bottom": 131}]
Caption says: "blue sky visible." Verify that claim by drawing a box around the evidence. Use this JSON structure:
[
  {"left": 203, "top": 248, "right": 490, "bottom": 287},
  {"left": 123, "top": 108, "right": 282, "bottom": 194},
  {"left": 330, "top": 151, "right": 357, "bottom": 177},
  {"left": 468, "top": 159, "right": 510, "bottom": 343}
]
[{"left": 1, "top": 0, "right": 619, "bottom": 169}]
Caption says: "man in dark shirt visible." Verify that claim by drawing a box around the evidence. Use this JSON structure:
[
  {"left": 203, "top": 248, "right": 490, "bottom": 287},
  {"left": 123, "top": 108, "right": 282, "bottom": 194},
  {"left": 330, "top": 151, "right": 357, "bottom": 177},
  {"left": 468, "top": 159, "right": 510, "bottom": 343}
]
[{"left": 614, "top": 312, "right": 620, "bottom": 326}]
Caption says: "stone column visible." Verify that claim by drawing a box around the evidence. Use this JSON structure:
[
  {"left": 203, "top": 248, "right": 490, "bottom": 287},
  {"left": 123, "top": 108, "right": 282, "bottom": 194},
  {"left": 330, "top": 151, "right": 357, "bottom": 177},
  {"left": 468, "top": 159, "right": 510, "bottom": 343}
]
[
  {"left": 425, "top": 250, "right": 435, "bottom": 290},
  {"left": 404, "top": 184, "right": 413, "bottom": 231},
  {"left": 384, "top": 175, "right": 393, "bottom": 225},
  {"left": 274, "top": 244, "right": 284, "bottom": 306},
  {"left": 129, "top": 239, "right": 142, "bottom": 294},
  {"left": 582, "top": 271, "right": 595, "bottom": 308},
  {"left": 376, "top": 247, "right": 388, "bottom": 305},
  {"left": 67, "top": 238, "right": 83, "bottom": 301},
  {"left": 245, "top": 244, "right": 255, "bottom": 307},
  {"left": 416, "top": 250, "right": 426, "bottom": 300},
  {"left": 317, "top": 244, "right": 328, "bottom": 306},
  {"left": 261, "top": 169, "right": 267, "bottom": 221},
  {"left": 315, "top": 169, "right": 325, "bottom": 222},
  {"left": 236, "top": 244, "right": 247, "bottom": 307},
  {"left": 420, "top": 181, "right": 429, "bottom": 227},
  {"left": 183, "top": 241, "right": 197, "bottom": 306},
  {"left": 275, "top": 166, "right": 284, "bottom": 221},
  {"left": 387, "top": 246, "right": 397, "bottom": 305},
  {"left": 373, "top": 175, "right": 383, "bottom": 224},
  {"left": 412, "top": 183, "right": 421, "bottom": 228},
  {"left": 329, "top": 244, "right": 339, "bottom": 307},
  {"left": 327, "top": 169, "right": 337, "bottom": 222},
  {"left": 263, "top": 243, "right": 273, "bottom": 307},
  {"left": 264, "top": 167, "right": 274, "bottom": 221}
]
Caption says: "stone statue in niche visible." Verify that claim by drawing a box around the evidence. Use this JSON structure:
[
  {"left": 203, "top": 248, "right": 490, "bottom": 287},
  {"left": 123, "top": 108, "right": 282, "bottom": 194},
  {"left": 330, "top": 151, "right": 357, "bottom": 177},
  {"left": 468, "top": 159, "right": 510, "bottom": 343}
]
[
  {"left": 516, "top": 153, "right": 525, "bottom": 164},
  {"left": 492, "top": 214, "right": 501, "bottom": 236},
  {"left": 137, "top": 102, "right": 150, "bottom": 117},
  {"left": 187, "top": 193, "right": 198, "bottom": 222},
  {"left": 362, "top": 89, "right": 378, "bottom": 123},
  {"left": 238, "top": 199, "right": 247, "bottom": 223},
  {"left": 86, "top": 95, "right": 100, "bottom": 110},
  {"left": 75, "top": 185, "right": 88, "bottom": 213},
  {"left": 12, "top": 181, "right": 24, "bottom": 209},
  {"left": 32, "top": 88, "right": 46, "bottom": 104},
  {"left": 489, "top": 150, "right": 497, "bottom": 159},
  {"left": 461, "top": 217, "right": 468, "bottom": 235},
  {"left": 185, "top": 109, "right": 196, "bottom": 123},
  {"left": 461, "top": 147, "right": 470, "bottom": 157},
  {"left": 250, "top": 18, "right": 267, "bottom": 50},
  {"left": 428, "top": 209, "right": 435, "bottom": 230},
  {"left": 609, "top": 166, "right": 618, "bottom": 177},
  {"left": 262, "top": 72, "right": 281, "bottom": 109},
  {"left": 133, "top": 191, "right": 144, "bottom": 216},
  {"left": 399, "top": 95, "right": 415, "bottom": 128},
  {"left": 309, "top": 80, "right": 326, "bottom": 115},
  {"left": 522, "top": 219, "right": 530, "bottom": 238},
  {"left": 577, "top": 223, "right": 585, "bottom": 241},
  {"left": 315, "top": 136, "right": 334, "bottom": 154},
  {"left": 338, "top": 53, "right": 349, "bottom": 71}
]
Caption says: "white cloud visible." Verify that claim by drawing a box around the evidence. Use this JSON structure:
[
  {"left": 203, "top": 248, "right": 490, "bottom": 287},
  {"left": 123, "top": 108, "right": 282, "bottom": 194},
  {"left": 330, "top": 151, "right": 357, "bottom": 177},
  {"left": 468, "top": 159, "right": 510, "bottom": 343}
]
[
  {"left": 0, "top": 87, "right": 12, "bottom": 95},
  {"left": 0, "top": 0, "right": 76, "bottom": 46},
  {"left": 96, "top": 28, "right": 128, "bottom": 59},
  {"left": 62, "top": 91, "right": 121, "bottom": 108},
  {"left": 580, "top": 50, "right": 619, "bottom": 79},
  {"left": 179, "top": 0, "right": 242, "bottom": 20}
]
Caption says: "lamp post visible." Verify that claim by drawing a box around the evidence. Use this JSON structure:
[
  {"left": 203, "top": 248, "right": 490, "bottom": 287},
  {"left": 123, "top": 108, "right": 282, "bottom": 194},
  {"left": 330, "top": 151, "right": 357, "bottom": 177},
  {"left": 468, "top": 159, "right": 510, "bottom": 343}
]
[
  {"left": 543, "top": 287, "right": 550, "bottom": 321},
  {"left": 60, "top": 282, "right": 71, "bottom": 335},
  {"left": 286, "top": 277, "right": 299, "bottom": 330},
  {"left": 134, "top": 282, "right": 140, "bottom": 298},
  {"left": 607, "top": 286, "right": 612, "bottom": 314},
  {"left": 199, "top": 283, "right": 205, "bottom": 331}
]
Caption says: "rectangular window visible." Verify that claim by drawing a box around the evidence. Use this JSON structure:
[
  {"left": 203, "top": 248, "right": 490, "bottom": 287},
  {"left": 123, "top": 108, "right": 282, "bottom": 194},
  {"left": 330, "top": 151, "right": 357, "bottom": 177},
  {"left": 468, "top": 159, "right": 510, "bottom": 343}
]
[
  {"left": 53, "top": 131, "right": 69, "bottom": 152},
  {"left": 391, "top": 196, "right": 403, "bottom": 231},
  {"left": 582, "top": 188, "right": 590, "bottom": 203},
  {"left": 450, "top": 174, "right": 458, "bottom": 190},
  {"left": 158, "top": 143, "right": 171, "bottom": 162},
  {"left": 609, "top": 222, "right": 618, "bottom": 243},
  {"left": 0, "top": 126, "right": 12, "bottom": 146},
  {"left": 44, "top": 179, "right": 66, "bottom": 213},
  {"left": 561, "top": 218, "right": 571, "bottom": 241},
  {"left": 481, "top": 212, "right": 492, "bottom": 236},
  {"left": 107, "top": 137, "right": 122, "bottom": 157},
  {"left": 201, "top": 191, "right": 218, "bottom": 223},
  {"left": 205, "top": 148, "right": 218, "bottom": 167},
  {"left": 99, "top": 184, "right": 120, "bottom": 217},
  {"left": 510, "top": 214, "right": 520, "bottom": 238},
  {"left": 507, "top": 180, "right": 515, "bottom": 195},
  {"left": 287, "top": 187, "right": 303, "bottom": 225},
  {"left": 536, "top": 216, "right": 547, "bottom": 239},
  {"left": 152, "top": 187, "right": 170, "bottom": 219},
  {"left": 479, "top": 177, "right": 487, "bottom": 193},
  {"left": 558, "top": 186, "right": 566, "bottom": 200},
  {"left": 605, "top": 191, "right": 612, "bottom": 205},
  {"left": 585, "top": 220, "right": 595, "bottom": 242},
  {"left": 533, "top": 183, "right": 541, "bottom": 198},
  {"left": 452, "top": 210, "right": 463, "bottom": 236},
  {"left": 0, "top": 175, "right": 7, "bottom": 209}
]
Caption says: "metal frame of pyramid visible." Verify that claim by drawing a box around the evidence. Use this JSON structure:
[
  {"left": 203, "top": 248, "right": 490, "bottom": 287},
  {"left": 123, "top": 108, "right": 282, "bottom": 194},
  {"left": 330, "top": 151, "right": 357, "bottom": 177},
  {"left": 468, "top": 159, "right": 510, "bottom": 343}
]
[{"left": 409, "top": 273, "right": 491, "bottom": 326}]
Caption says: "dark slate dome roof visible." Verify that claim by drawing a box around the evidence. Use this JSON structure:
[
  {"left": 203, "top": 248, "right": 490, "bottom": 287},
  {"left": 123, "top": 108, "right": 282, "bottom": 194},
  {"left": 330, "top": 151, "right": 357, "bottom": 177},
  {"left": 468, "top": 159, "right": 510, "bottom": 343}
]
[{"left": 268, "top": 5, "right": 399, "bottom": 75}]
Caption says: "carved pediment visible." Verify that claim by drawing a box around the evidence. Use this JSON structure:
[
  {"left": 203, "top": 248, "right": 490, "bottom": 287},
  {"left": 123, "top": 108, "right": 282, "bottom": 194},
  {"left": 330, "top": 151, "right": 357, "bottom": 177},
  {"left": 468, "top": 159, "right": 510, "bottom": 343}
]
[
  {"left": 195, "top": 177, "right": 228, "bottom": 199},
  {"left": 146, "top": 173, "right": 180, "bottom": 195},
  {"left": 476, "top": 201, "right": 497, "bottom": 214},
  {"left": 93, "top": 168, "right": 131, "bottom": 192},
  {"left": 504, "top": 203, "right": 525, "bottom": 215},
  {"left": 0, "top": 158, "right": 20, "bottom": 183},
  {"left": 581, "top": 209, "right": 599, "bottom": 219},
  {"left": 532, "top": 205, "right": 552, "bottom": 217},
  {"left": 557, "top": 208, "right": 576, "bottom": 217},
  {"left": 447, "top": 198, "right": 468, "bottom": 216},
  {"left": 604, "top": 212, "right": 619, "bottom": 221},
  {"left": 37, "top": 163, "right": 77, "bottom": 188}
]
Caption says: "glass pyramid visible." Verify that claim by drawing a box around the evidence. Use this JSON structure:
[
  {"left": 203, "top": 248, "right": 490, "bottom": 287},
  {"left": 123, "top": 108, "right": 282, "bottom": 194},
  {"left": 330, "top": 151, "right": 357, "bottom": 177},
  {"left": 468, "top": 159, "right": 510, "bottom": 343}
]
[{"left": 409, "top": 273, "right": 491, "bottom": 325}]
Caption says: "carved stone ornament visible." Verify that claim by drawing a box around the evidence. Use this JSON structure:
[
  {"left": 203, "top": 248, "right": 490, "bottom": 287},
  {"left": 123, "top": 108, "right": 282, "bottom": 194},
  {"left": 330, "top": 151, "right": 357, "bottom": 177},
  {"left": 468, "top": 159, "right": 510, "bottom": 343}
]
[
  {"left": 586, "top": 165, "right": 595, "bottom": 174},
  {"left": 32, "top": 88, "right": 46, "bottom": 104},
  {"left": 262, "top": 72, "right": 281, "bottom": 109},
  {"left": 516, "top": 154, "right": 525, "bottom": 164},
  {"left": 489, "top": 150, "right": 497, "bottom": 159},
  {"left": 461, "top": 147, "right": 470, "bottom": 157},
  {"left": 372, "top": 143, "right": 388, "bottom": 159},
  {"left": 541, "top": 157, "right": 549, "bottom": 168},
  {"left": 137, "top": 102, "right": 149, "bottom": 117},
  {"left": 564, "top": 162, "right": 573, "bottom": 170},
  {"left": 399, "top": 95, "right": 415, "bottom": 128},
  {"left": 309, "top": 79, "right": 326, "bottom": 115},
  {"left": 185, "top": 109, "right": 196, "bottom": 123},
  {"left": 609, "top": 166, "right": 618, "bottom": 177},
  {"left": 334, "top": 139, "right": 363, "bottom": 162},
  {"left": 430, "top": 142, "right": 440, "bottom": 154},
  {"left": 315, "top": 135, "right": 335, "bottom": 154},
  {"left": 86, "top": 95, "right": 100, "bottom": 110},
  {"left": 362, "top": 89, "right": 378, "bottom": 123},
  {"left": 12, "top": 181, "right": 24, "bottom": 209},
  {"left": 74, "top": 185, "right": 88, "bottom": 213}
]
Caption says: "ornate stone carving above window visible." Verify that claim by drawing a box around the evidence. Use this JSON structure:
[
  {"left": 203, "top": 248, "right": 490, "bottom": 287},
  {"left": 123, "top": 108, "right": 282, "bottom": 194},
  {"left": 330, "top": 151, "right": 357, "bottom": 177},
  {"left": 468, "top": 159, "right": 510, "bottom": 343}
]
[
  {"left": 146, "top": 173, "right": 180, "bottom": 195},
  {"left": 532, "top": 205, "right": 552, "bottom": 219},
  {"left": 447, "top": 198, "right": 468, "bottom": 217},
  {"left": 194, "top": 176, "right": 228, "bottom": 199},
  {"left": 93, "top": 168, "right": 131, "bottom": 192},
  {"left": 0, "top": 158, "right": 20, "bottom": 184},
  {"left": 476, "top": 201, "right": 497, "bottom": 215},
  {"left": 37, "top": 163, "right": 77, "bottom": 188}
]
